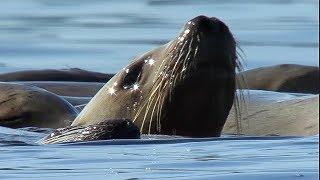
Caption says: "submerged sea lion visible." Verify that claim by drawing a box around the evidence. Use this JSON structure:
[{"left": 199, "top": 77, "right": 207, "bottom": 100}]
[
  {"left": 0, "top": 68, "right": 113, "bottom": 82},
  {"left": 237, "top": 64, "right": 319, "bottom": 94},
  {"left": 44, "top": 15, "right": 240, "bottom": 143},
  {"left": 18, "top": 81, "right": 104, "bottom": 97},
  {"left": 225, "top": 94, "right": 319, "bottom": 136},
  {"left": 0, "top": 83, "right": 78, "bottom": 128}
]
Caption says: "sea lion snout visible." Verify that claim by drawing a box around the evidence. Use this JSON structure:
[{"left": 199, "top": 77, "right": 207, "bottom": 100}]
[
  {"left": 179, "top": 16, "right": 236, "bottom": 71},
  {"left": 189, "top": 15, "right": 226, "bottom": 34}
]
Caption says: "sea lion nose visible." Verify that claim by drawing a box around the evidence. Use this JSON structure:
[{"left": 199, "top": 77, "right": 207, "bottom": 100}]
[{"left": 191, "top": 15, "right": 223, "bottom": 34}]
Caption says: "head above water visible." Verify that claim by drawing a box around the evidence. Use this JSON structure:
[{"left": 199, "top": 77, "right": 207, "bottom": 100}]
[{"left": 72, "top": 15, "right": 240, "bottom": 137}]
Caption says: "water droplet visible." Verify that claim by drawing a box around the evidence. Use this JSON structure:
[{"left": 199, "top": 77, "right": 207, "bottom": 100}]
[
  {"left": 188, "top": 21, "right": 195, "bottom": 25},
  {"left": 132, "top": 83, "right": 139, "bottom": 91},
  {"left": 108, "top": 87, "right": 116, "bottom": 95},
  {"left": 82, "top": 131, "right": 90, "bottom": 135},
  {"left": 295, "top": 174, "right": 304, "bottom": 177},
  {"left": 148, "top": 58, "right": 155, "bottom": 65},
  {"left": 133, "top": 102, "right": 138, "bottom": 107}
]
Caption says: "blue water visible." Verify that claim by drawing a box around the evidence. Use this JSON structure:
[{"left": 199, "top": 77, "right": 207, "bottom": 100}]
[
  {"left": 0, "top": 0, "right": 318, "bottom": 73},
  {"left": 0, "top": 0, "right": 319, "bottom": 179},
  {"left": 0, "top": 127, "right": 318, "bottom": 180}
]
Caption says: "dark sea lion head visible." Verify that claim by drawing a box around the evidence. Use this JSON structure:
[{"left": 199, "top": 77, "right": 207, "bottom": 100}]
[{"left": 72, "top": 15, "right": 239, "bottom": 137}]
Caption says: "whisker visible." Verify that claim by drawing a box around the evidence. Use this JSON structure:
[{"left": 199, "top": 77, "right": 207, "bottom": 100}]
[{"left": 148, "top": 85, "right": 162, "bottom": 134}]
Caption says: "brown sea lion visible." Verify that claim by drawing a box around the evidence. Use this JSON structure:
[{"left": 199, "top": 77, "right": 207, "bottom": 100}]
[
  {"left": 18, "top": 81, "right": 104, "bottom": 97},
  {"left": 0, "top": 68, "right": 113, "bottom": 82},
  {"left": 0, "top": 83, "right": 78, "bottom": 128},
  {"left": 237, "top": 64, "right": 319, "bottom": 94},
  {"left": 66, "top": 15, "right": 239, "bottom": 139},
  {"left": 225, "top": 94, "right": 319, "bottom": 136},
  {"left": 61, "top": 96, "right": 92, "bottom": 106}
]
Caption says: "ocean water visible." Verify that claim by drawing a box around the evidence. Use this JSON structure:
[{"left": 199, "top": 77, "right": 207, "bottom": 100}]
[
  {"left": 0, "top": 131, "right": 318, "bottom": 180},
  {"left": 0, "top": 0, "right": 319, "bottom": 180},
  {"left": 0, "top": 0, "right": 318, "bottom": 73}
]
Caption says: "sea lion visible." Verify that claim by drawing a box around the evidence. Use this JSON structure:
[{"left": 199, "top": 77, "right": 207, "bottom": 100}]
[
  {"left": 61, "top": 96, "right": 92, "bottom": 106},
  {"left": 237, "top": 64, "right": 319, "bottom": 94},
  {"left": 18, "top": 81, "right": 104, "bottom": 97},
  {"left": 224, "top": 93, "right": 319, "bottom": 136},
  {"left": 64, "top": 15, "right": 239, "bottom": 140},
  {"left": 0, "top": 83, "right": 78, "bottom": 128},
  {"left": 0, "top": 68, "right": 113, "bottom": 82}
]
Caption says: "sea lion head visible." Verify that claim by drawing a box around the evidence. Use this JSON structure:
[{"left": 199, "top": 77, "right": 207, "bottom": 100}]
[{"left": 72, "top": 15, "right": 239, "bottom": 137}]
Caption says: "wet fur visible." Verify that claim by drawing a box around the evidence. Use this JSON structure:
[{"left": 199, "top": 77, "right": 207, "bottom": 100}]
[{"left": 71, "top": 16, "right": 242, "bottom": 138}]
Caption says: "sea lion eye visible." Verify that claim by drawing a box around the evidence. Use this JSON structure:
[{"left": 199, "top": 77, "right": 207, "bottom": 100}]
[{"left": 122, "top": 63, "right": 143, "bottom": 89}]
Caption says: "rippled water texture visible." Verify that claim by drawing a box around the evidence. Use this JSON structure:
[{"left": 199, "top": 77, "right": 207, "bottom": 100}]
[
  {"left": 0, "top": 0, "right": 319, "bottom": 179},
  {"left": 0, "top": 129, "right": 319, "bottom": 180},
  {"left": 0, "top": 0, "right": 318, "bottom": 73}
]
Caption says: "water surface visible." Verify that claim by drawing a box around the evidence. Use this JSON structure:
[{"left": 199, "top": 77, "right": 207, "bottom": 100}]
[
  {"left": 0, "top": 0, "right": 318, "bottom": 73},
  {"left": 0, "top": 128, "right": 318, "bottom": 180},
  {"left": 0, "top": 0, "right": 318, "bottom": 179}
]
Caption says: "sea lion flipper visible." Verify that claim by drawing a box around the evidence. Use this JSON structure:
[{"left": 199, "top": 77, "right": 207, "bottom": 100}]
[{"left": 41, "top": 119, "right": 140, "bottom": 144}]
